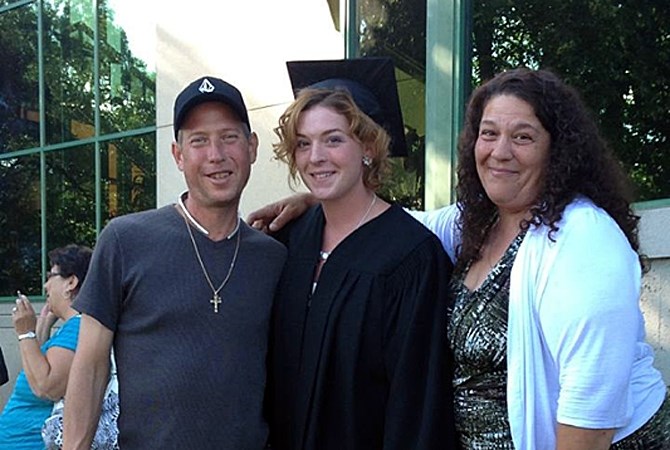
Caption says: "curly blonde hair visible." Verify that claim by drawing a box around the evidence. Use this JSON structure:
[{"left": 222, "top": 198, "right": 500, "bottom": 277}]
[{"left": 273, "top": 88, "right": 390, "bottom": 191}]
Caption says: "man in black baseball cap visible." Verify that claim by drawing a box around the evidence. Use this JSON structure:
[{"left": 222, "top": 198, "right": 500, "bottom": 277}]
[{"left": 63, "top": 74, "right": 287, "bottom": 450}]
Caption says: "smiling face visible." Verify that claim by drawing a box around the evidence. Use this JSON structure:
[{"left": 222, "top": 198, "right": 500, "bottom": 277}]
[
  {"left": 294, "top": 105, "right": 369, "bottom": 203},
  {"left": 475, "top": 94, "right": 551, "bottom": 216},
  {"left": 172, "top": 101, "right": 258, "bottom": 214}
]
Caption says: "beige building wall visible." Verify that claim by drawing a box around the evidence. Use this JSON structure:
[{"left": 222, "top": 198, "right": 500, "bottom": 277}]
[{"left": 638, "top": 207, "right": 670, "bottom": 382}]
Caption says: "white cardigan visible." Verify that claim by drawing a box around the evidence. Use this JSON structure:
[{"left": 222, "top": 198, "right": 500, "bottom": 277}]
[{"left": 411, "top": 197, "right": 666, "bottom": 449}]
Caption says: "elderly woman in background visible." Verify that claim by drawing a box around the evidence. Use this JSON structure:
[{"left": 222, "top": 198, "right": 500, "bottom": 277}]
[
  {"left": 248, "top": 68, "right": 669, "bottom": 449},
  {"left": 0, "top": 244, "right": 92, "bottom": 449}
]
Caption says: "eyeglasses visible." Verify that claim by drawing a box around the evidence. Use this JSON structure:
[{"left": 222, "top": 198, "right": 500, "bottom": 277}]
[{"left": 46, "top": 271, "right": 65, "bottom": 280}]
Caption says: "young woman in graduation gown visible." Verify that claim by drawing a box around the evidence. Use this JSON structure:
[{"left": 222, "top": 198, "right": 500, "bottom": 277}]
[{"left": 267, "top": 58, "right": 457, "bottom": 450}]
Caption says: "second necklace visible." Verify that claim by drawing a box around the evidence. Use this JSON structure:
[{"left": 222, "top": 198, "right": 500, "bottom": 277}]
[{"left": 319, "top": 194, "right": 377, "bottom": 262}]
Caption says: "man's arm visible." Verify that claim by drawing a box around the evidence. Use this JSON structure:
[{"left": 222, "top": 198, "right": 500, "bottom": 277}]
[
  {"left": 62, "top": 314, "right": 114, "bottom": 450},
  {"left": 246, "top": 192, "right": 316, "bottom": 233}
]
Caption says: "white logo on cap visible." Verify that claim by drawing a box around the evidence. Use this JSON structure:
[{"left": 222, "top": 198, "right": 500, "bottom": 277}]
[{"left": 198, "top": 78, "right": 215, "bottom": 93}]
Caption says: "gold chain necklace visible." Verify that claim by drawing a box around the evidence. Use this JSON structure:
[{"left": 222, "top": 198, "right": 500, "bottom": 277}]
[{"left": 182, "top": 214, "right": 241, "bottom": 313}]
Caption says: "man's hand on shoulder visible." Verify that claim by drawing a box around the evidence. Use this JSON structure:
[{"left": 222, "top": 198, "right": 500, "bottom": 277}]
[{"left": 246, "top": 193, "right": 316, "bottom": 233}]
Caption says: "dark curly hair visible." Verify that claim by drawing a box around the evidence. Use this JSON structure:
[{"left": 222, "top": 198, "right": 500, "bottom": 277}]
[
  {"left": 456, "top": 68, "right": 641, "bottom": 267},
  {"left": 48, "top": 244, "right": 93, "bottom": 295}
]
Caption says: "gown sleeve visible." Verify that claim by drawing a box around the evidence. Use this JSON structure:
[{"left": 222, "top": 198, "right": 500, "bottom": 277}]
[{"left": 382, "top": 235, "right": 458, "bottom": 449}]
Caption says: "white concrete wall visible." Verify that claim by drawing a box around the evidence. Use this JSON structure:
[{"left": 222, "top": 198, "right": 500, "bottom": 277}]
[{"left": 638, "top": 206, "right": 670, "bottom": 385}]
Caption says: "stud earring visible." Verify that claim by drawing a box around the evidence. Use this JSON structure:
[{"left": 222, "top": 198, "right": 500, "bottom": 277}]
[{"left": 362, "top": 155, "right": 372, "bottom": 167}]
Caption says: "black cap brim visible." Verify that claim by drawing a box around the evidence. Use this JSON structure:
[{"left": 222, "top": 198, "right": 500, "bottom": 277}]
[{"left": 286, "top": 57, "right": 408, "bottom": 157}]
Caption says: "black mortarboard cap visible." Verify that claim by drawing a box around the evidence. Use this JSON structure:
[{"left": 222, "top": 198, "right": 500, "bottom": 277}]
[
  {"left": 173, "top": 76, "right": 251, "bottom": 139},
  {"left": 286, "top": 57, "right": 408, "bottom": 157}
]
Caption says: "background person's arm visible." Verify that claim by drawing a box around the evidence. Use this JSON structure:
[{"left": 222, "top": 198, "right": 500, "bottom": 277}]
[
  {"left": 14, "top": 294, "right": 74, "bottom": 400},
  {"left": 62, "top": 314, "right": 114, "bottom": 450},
  {"left": 36, "top": 303, "right": 59, "bottom": 344}
]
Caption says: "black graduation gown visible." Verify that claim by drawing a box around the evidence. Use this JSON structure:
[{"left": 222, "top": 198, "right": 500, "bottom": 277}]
[{"left": 269, "top": 204, "right": 457, "bottom": 450}]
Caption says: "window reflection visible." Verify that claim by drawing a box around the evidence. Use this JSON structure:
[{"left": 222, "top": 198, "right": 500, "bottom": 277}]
[
  {"left": 43, "top": 0, "right": 95, "bottom": 146},
  {"left": 0, "top": 0, "right": 156, "bottom": 298},
  {"left": 99, "top": 0, "right": 156, "bottom": 135},
  {"left": 355, "top": 0, "right": 427, "bottom": 210},
  {"left": 101, "top": 133, "right": 156, "bottom": 220},
  {"left": 45, "top": 145, "right": 96, "bottom": 252},
  {"left": 471, "top": 1, "right": 670, "bottom": 201},
  {"left": 0, "top": 3, "right": 39, "bottom": 154},
  {"left": 0, "top": 154, "right": 41, "bottom": 295}
]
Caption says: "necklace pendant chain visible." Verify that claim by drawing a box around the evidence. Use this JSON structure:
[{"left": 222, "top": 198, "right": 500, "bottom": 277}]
[
  {"left": 355, "top": 194, "right": 377, "bottom": 229},
  {"left": 319, "top": 194, "right": 377, "bottom": 262},
  {"left": 181, "top": 207, "right": 241, "bottom": 313}
]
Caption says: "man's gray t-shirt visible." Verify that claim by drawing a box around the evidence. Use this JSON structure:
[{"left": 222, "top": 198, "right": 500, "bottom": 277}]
[{"left": 75, "top": 205, "right": 287, "bottom": 449}]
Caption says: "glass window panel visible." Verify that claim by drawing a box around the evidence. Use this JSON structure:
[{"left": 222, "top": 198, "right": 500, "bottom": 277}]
[
  {"left": 0, "top": 1, "right": 25, "bottom": 8},
  {"left": 355, "top": 0, "right": 426, "bottom": 209},
  {"left": 0, "top": 3, "right": 39, "bottom": 154},
  {"left": 43, "top": 0, "right": 95, "bottom": 146},
  {"left": 100, "top": 132, "right": 156, "bottom": 222},
  {"left": 98, "top": 0, "right": 156, "bottom": 135},
  {"left": 472, "top": 1, "right": 670, "bottom": 201},
  {"left": 0, "top": 154, "right": 42, "bottom": 296},
  {"left": 45, "top": 145, "right": 96, "bottom": 253}
]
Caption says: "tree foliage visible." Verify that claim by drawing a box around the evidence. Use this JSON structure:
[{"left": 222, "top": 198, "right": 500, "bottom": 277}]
[
  {"left": 355, "top": 0, "right": 669, "bottom": 204},
  {"left": 0, "top": 0, "right": 155, "bottom": 295},
  {"left": 473, "top": 0, "right": 670, "bottom": 201}
]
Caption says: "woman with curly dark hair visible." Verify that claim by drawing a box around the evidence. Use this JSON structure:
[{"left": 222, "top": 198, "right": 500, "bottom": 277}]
[
  {"left": 415, "top": 68, "right": 669, "bottom": 449},
  {"left": 248, "top": 68, "right": 669, "bottom": 450}
]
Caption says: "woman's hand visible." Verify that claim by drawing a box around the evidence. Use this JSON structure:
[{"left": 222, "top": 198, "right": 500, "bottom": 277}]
[
  {"left": 246, "top": 193, "right": 317, "bottom": 233},
  {"left": 12, "top": 292, "right": 37, "bottom": 335},
  {"left": 37, "top": 304, "right": 59, "bottom": 344},
  {"left": 13, "top": 292, "right": 76, "bottom": 400}
]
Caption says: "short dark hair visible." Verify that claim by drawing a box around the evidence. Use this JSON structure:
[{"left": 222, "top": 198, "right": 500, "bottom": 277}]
[{"left": 48, "top": 244, "right": 93, "bottom": 294}]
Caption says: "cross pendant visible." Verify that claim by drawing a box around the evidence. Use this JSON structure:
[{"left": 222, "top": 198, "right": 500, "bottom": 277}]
[{"left": 211, "top": 293, "right": 222, "bottom": 313}]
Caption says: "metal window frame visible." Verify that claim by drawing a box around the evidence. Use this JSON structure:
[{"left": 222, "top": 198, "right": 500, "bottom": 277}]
[
  {"left": 0, "top": 0, "right": 157, "bottom": 302},
  {"left": 343, "top": 0, "right": 469, "bottom": 210}
]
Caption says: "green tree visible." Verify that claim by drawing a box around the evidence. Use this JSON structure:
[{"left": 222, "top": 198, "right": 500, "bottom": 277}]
[
  {"left": 0, "top": 0, "right": 156, "bottom": 295},
  {"left": 473, "top": 0, "right": 670, "bottom": 200},
  {"left": 354, "top": 0, "right": 670, "bottom": 203}
]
